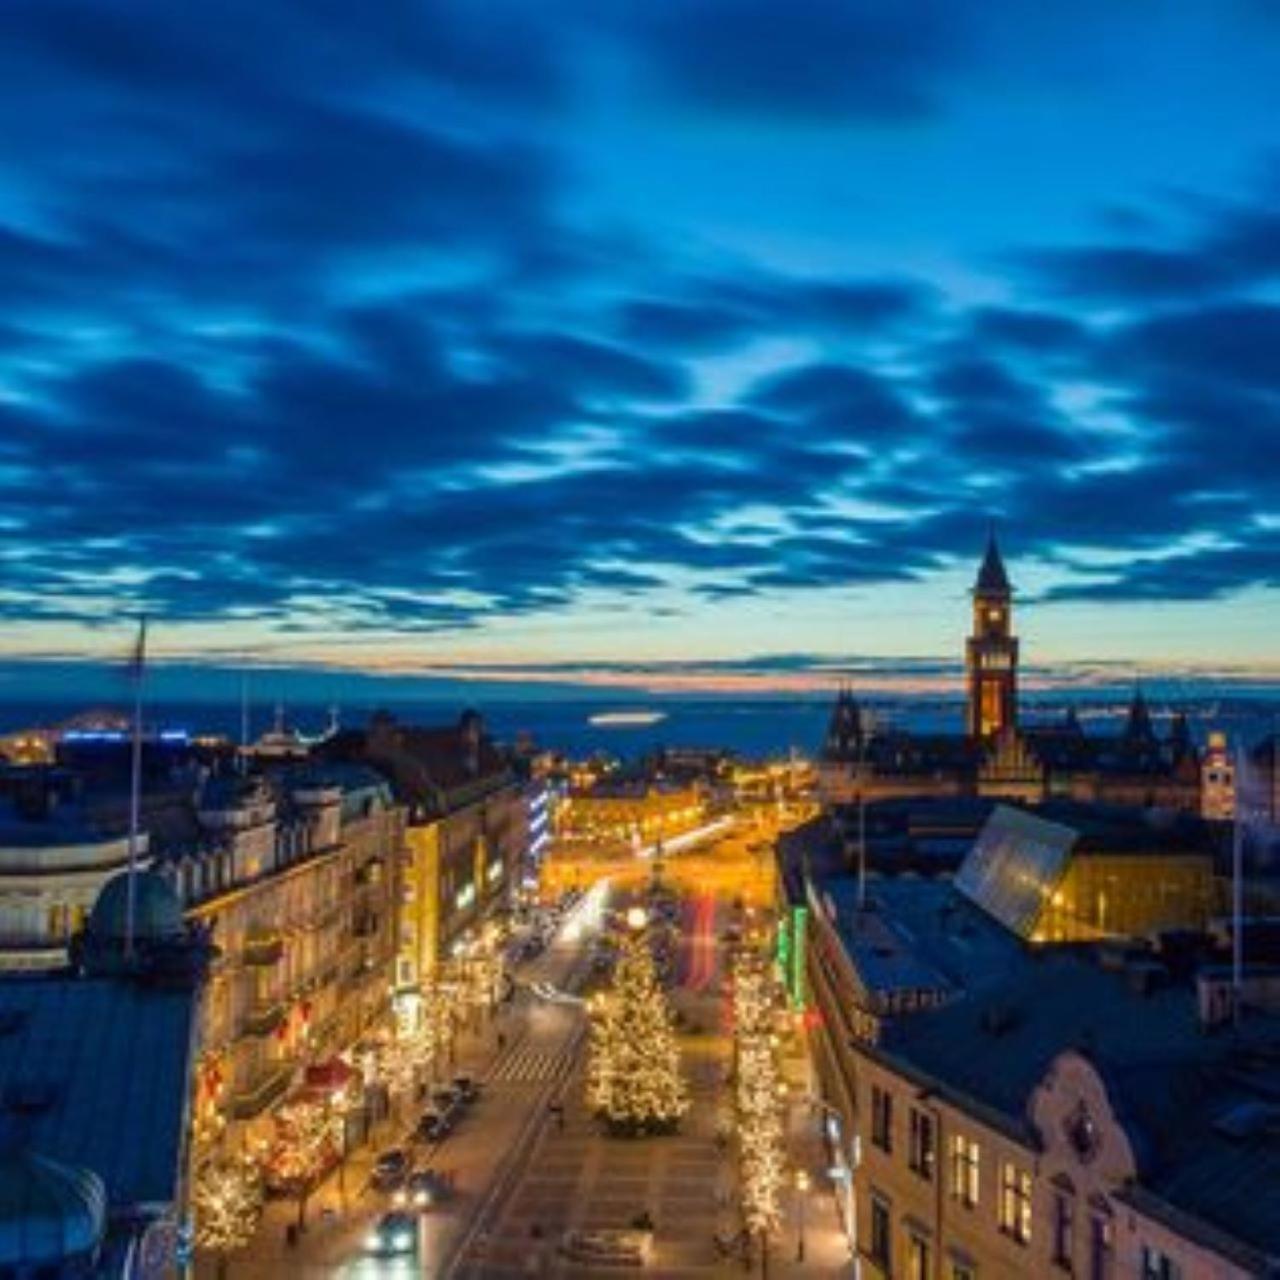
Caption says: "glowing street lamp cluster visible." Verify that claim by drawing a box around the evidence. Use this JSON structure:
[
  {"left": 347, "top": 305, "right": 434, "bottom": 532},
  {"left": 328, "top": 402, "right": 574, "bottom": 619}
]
[{"left": 732, "top": 949, "right": 787, "bottom": 1247}]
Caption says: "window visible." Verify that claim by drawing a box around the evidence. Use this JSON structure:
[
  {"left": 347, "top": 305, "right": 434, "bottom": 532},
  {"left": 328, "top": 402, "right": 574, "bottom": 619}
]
[
  {"left": 999, "top": 1162, "right": 1032, "bottom": 1245},
  {"left": 871, "top": 1085, "right": 893, "bottom": 1153},
  {"left": 908, "top": 1235, "right": 929, "bottom": 1280},
  {"left": 1089, "top": 1214, "right": 1113, "bottom": 1280},
  {"left": 908, "top": 1109, "right": 936, "bottom": 1179},
  {"left": 949, "top": 1134, "right": 980, "bottom": 1207},
  {"left": 1140, "top": 1246, "right": 1180, "bottom": 1280},
  {"left": 950, "top": 1264, "right": 976, "bottom": 1280},
  {"left": 1052, "top": 1192, "right": 1073, "bottom": 1269},
  {"left": 869, "top": 1194, "right": 892, "bottom": 1272}
]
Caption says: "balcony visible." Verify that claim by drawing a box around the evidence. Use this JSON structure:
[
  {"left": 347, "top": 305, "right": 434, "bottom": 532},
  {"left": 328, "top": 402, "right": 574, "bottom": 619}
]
[
  {"left": 242, "top": 934, "right": 283, "bottom": 966},
  {"left": 241, "top": 999, "right": 286, "bottom": 1038},
  {"left": 229, "top": 1066, "right": 290, "bottom": 1119}
]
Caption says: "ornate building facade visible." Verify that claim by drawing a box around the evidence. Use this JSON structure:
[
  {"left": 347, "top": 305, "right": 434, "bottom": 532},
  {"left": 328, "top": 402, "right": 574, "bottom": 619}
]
[
  {"left": 819, "top": 538, "right": 1202, "bottom": 813},
  {"left": 171, "top": 766, "right": 404, "bottom": 1151},
  {"left": 782, "top": 844, "right": 1280, "bottom": 1279}
]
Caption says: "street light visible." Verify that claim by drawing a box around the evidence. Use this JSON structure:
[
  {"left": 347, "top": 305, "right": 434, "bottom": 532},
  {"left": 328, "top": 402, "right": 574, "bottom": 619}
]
[
  {"left": 794, "top": 1169, "right": 810, "bottom": 1262},
  {"left": 625, "top": 905, "right": 649, "bottom": 932}
]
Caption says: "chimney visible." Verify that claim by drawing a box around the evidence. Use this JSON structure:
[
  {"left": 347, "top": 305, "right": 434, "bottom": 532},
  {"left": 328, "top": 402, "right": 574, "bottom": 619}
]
[{"left": 1197, "top": 969, "right": 1236, "bottom": 1031}]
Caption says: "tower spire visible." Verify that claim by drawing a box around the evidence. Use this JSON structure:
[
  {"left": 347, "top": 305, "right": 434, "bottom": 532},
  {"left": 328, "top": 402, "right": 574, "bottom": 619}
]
[{"left": 975, "top": 529, "right": 1011, "bottom": 595}]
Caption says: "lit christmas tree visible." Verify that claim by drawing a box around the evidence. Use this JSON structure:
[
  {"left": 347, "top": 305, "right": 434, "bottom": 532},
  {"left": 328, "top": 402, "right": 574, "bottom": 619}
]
[
  {"left": 192, "top": 1155, "right": 263, "bottom": 1279},
  {"left": 732, "top": 952, "right": 785, "bottom": 1243},
  {"left": 587, "top": 927, "right": 688, "bottom": 1134}
]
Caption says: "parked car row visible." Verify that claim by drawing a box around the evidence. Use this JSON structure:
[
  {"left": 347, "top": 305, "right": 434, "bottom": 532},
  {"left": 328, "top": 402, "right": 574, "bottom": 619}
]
[{"left": 414, "top": 1075, "right": 481, "bottom": 1144}]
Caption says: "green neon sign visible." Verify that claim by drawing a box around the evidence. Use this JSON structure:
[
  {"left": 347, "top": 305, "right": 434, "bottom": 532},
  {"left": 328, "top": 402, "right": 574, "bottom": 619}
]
[{"left": 790, "top": 906, "right": 808, "bottom": 1008}]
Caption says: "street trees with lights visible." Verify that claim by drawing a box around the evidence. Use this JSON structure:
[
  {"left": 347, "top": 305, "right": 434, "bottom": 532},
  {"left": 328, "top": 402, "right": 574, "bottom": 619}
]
[
  {"left": 268, "top": 1097, "right": 340, "bottom": 1227},
  {"left": 192, "top": 1155, "right": 263, "bottom": 1279},
  {"left": 587, "top": 926, "right": 688, "bottom": 1134},
  {"left": 732, "top": 951, "right": 786, "bottom": 1262}
]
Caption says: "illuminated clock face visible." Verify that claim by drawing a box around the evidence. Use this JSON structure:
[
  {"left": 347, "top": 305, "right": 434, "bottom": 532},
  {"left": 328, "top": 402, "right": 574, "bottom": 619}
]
[{"left": 987, "top": 609, "right": 1001, "bottom": 623}]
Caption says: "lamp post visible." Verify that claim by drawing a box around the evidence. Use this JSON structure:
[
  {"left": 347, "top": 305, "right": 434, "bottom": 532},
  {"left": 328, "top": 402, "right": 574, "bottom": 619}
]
[{"left": 794, "top": 1169, "right": 810, "bottom": 1262}]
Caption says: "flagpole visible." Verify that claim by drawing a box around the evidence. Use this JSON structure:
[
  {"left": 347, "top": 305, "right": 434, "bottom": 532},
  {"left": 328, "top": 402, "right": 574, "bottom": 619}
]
[
  {"left": 1232, "top": 744, "right": 1244, "bottom": 1028},
  {"left": 125, "top": 616, "right": 147, "bottom": 961}
]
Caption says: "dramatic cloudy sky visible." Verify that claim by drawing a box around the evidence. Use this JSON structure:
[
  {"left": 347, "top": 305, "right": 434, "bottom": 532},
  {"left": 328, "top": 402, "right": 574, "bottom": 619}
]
[{"left": 2, "top": 2, "right": 1279, "bottom": 695}]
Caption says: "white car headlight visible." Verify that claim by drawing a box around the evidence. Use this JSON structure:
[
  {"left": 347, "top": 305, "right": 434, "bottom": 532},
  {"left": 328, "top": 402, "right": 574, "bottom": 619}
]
[
  {"left": 395, "top": 1232, "right": 413, "bottom": 1249},
  {"left": 365, "top": 1232, "right": 381, "bottom": 1250}
]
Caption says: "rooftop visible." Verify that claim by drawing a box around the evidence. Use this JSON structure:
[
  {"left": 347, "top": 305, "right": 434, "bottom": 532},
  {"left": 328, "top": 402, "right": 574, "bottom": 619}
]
[
  {"left": 808, "top": 863, "right": 1280, "bottom": 1265},
  {"left": 0, "top": 973, "right": 200, "bottom": 1211}
]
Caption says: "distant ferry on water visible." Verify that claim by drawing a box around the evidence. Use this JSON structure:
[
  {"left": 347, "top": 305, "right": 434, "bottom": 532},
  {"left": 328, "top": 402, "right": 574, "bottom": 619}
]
[{"left": 587, "top": 710, "right": 668, "bottom": 727}]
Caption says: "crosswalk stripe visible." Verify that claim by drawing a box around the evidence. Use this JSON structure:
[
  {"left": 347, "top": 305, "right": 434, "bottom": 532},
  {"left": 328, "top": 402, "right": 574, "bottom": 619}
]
[{"left": 491, "top": 1046, "right": 567, "bottom": 1083}]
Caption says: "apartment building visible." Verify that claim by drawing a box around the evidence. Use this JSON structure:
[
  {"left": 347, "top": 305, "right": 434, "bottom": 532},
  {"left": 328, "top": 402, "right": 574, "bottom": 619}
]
[
  {"left": 321, "top": 710, "right": 526, "bottom": 990},
  {"left": 785, "top": 838, "right": 1280, "bottom": 1279},
  {"left": 160, "top": 765, "right": 404, "bottom": 1149}
]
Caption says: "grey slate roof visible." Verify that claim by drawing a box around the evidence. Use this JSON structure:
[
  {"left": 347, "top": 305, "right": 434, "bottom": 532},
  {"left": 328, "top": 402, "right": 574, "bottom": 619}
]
[
  {"left": 0, "top": 975, "right": 198, "bottom": 1210},
  {"left": 824, "top": 873, "right": 1280, "bottom": 1264}
]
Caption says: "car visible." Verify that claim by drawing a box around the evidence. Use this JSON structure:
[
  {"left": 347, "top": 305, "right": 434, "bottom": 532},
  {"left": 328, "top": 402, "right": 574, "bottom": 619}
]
[
  {"left": 414, "top": 1109, "right": 452, "bottom": 1142},
  {"left": 394, "top": 1168, "right": 451, "bottom": 1210},
  {"left": 431, "top": 1085, "right": 459, "bottom": 1111},
  {"left": 365, "top": 1211, "right": 419, "bottom": 1256},
  {"left": 370, "top": 1149, "right": 410, "bottom": 1192},
  {"left": 452, "top": 1075, "right": 480, "bottom": 1103}
]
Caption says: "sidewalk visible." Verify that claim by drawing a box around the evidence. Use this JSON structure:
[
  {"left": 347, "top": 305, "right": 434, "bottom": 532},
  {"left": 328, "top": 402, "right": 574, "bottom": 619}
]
[{"left": 194, "top": 1009, "right": 511, "bottom": 1278}]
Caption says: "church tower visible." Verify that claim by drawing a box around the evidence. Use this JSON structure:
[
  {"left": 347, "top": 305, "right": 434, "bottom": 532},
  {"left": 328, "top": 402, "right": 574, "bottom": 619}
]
[{"left": 966, "top": 533, "right": 1019, "bottom": 740}]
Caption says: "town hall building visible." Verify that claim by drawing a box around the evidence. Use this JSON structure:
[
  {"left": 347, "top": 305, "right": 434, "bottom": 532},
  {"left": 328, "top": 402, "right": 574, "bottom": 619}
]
[{"left": 818, "top": 536, "right": 1203, "bottom": 812}]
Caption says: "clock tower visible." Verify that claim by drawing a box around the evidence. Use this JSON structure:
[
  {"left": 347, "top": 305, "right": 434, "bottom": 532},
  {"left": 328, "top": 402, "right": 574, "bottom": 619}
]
[{"left": 966, "top": 533, "right": 1019, "bottom": 740}]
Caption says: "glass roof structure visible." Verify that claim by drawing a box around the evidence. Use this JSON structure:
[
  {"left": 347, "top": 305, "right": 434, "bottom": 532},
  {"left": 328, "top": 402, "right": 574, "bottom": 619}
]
[{"left": 955, "top": 806, "right": 1077, "bottom": 939}]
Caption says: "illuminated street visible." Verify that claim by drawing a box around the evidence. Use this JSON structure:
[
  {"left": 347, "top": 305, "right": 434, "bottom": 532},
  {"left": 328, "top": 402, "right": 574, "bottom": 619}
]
[
  {"left": 194, "top": 887, "right": 610, "bottom": 1279},
  {"left": 448, "top": 877, "right": 851, "bottom": 1277},
  {"left": 541, "top": 804, "right": 811, "bottom": 911}
]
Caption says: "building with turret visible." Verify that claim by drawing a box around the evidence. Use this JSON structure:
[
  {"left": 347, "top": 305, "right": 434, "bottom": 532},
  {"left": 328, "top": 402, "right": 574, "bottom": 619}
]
[
  {"left": 966, "top": 533, "right": 1019, "bottom": 740},
  {"left": 819, "top": 537, "right": 1203, "bottom": 813}
]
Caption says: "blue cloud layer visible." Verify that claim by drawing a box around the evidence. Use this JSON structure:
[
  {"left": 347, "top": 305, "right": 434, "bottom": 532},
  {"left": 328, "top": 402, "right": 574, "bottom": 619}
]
[{"left": 0, "top": 1, "right": 1278, "bottom": 646}]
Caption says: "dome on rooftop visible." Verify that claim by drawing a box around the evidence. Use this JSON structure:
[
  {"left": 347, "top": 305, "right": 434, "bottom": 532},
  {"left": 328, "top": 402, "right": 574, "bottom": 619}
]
[
  {"left": 88, "top": 870, "right": 185, "bottom": 944},
  {"left": 0, "top": 1151, "right": 105, "bottom": 1267}
]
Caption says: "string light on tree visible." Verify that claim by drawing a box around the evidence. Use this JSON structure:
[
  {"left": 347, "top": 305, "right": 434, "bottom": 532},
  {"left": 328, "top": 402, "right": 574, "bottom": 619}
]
[
  {"left": 269, "top": 1097, "right": 340, "bottom": 1226},
  {"left": 586, "top": 920, "right": 688, "bottom": 1135},
  {"left": 732, "top": 951, "right": 786, "bottom": 1247},
  {"left": 192, "top": 1155, "right": 263, "bottom": 1280}
]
